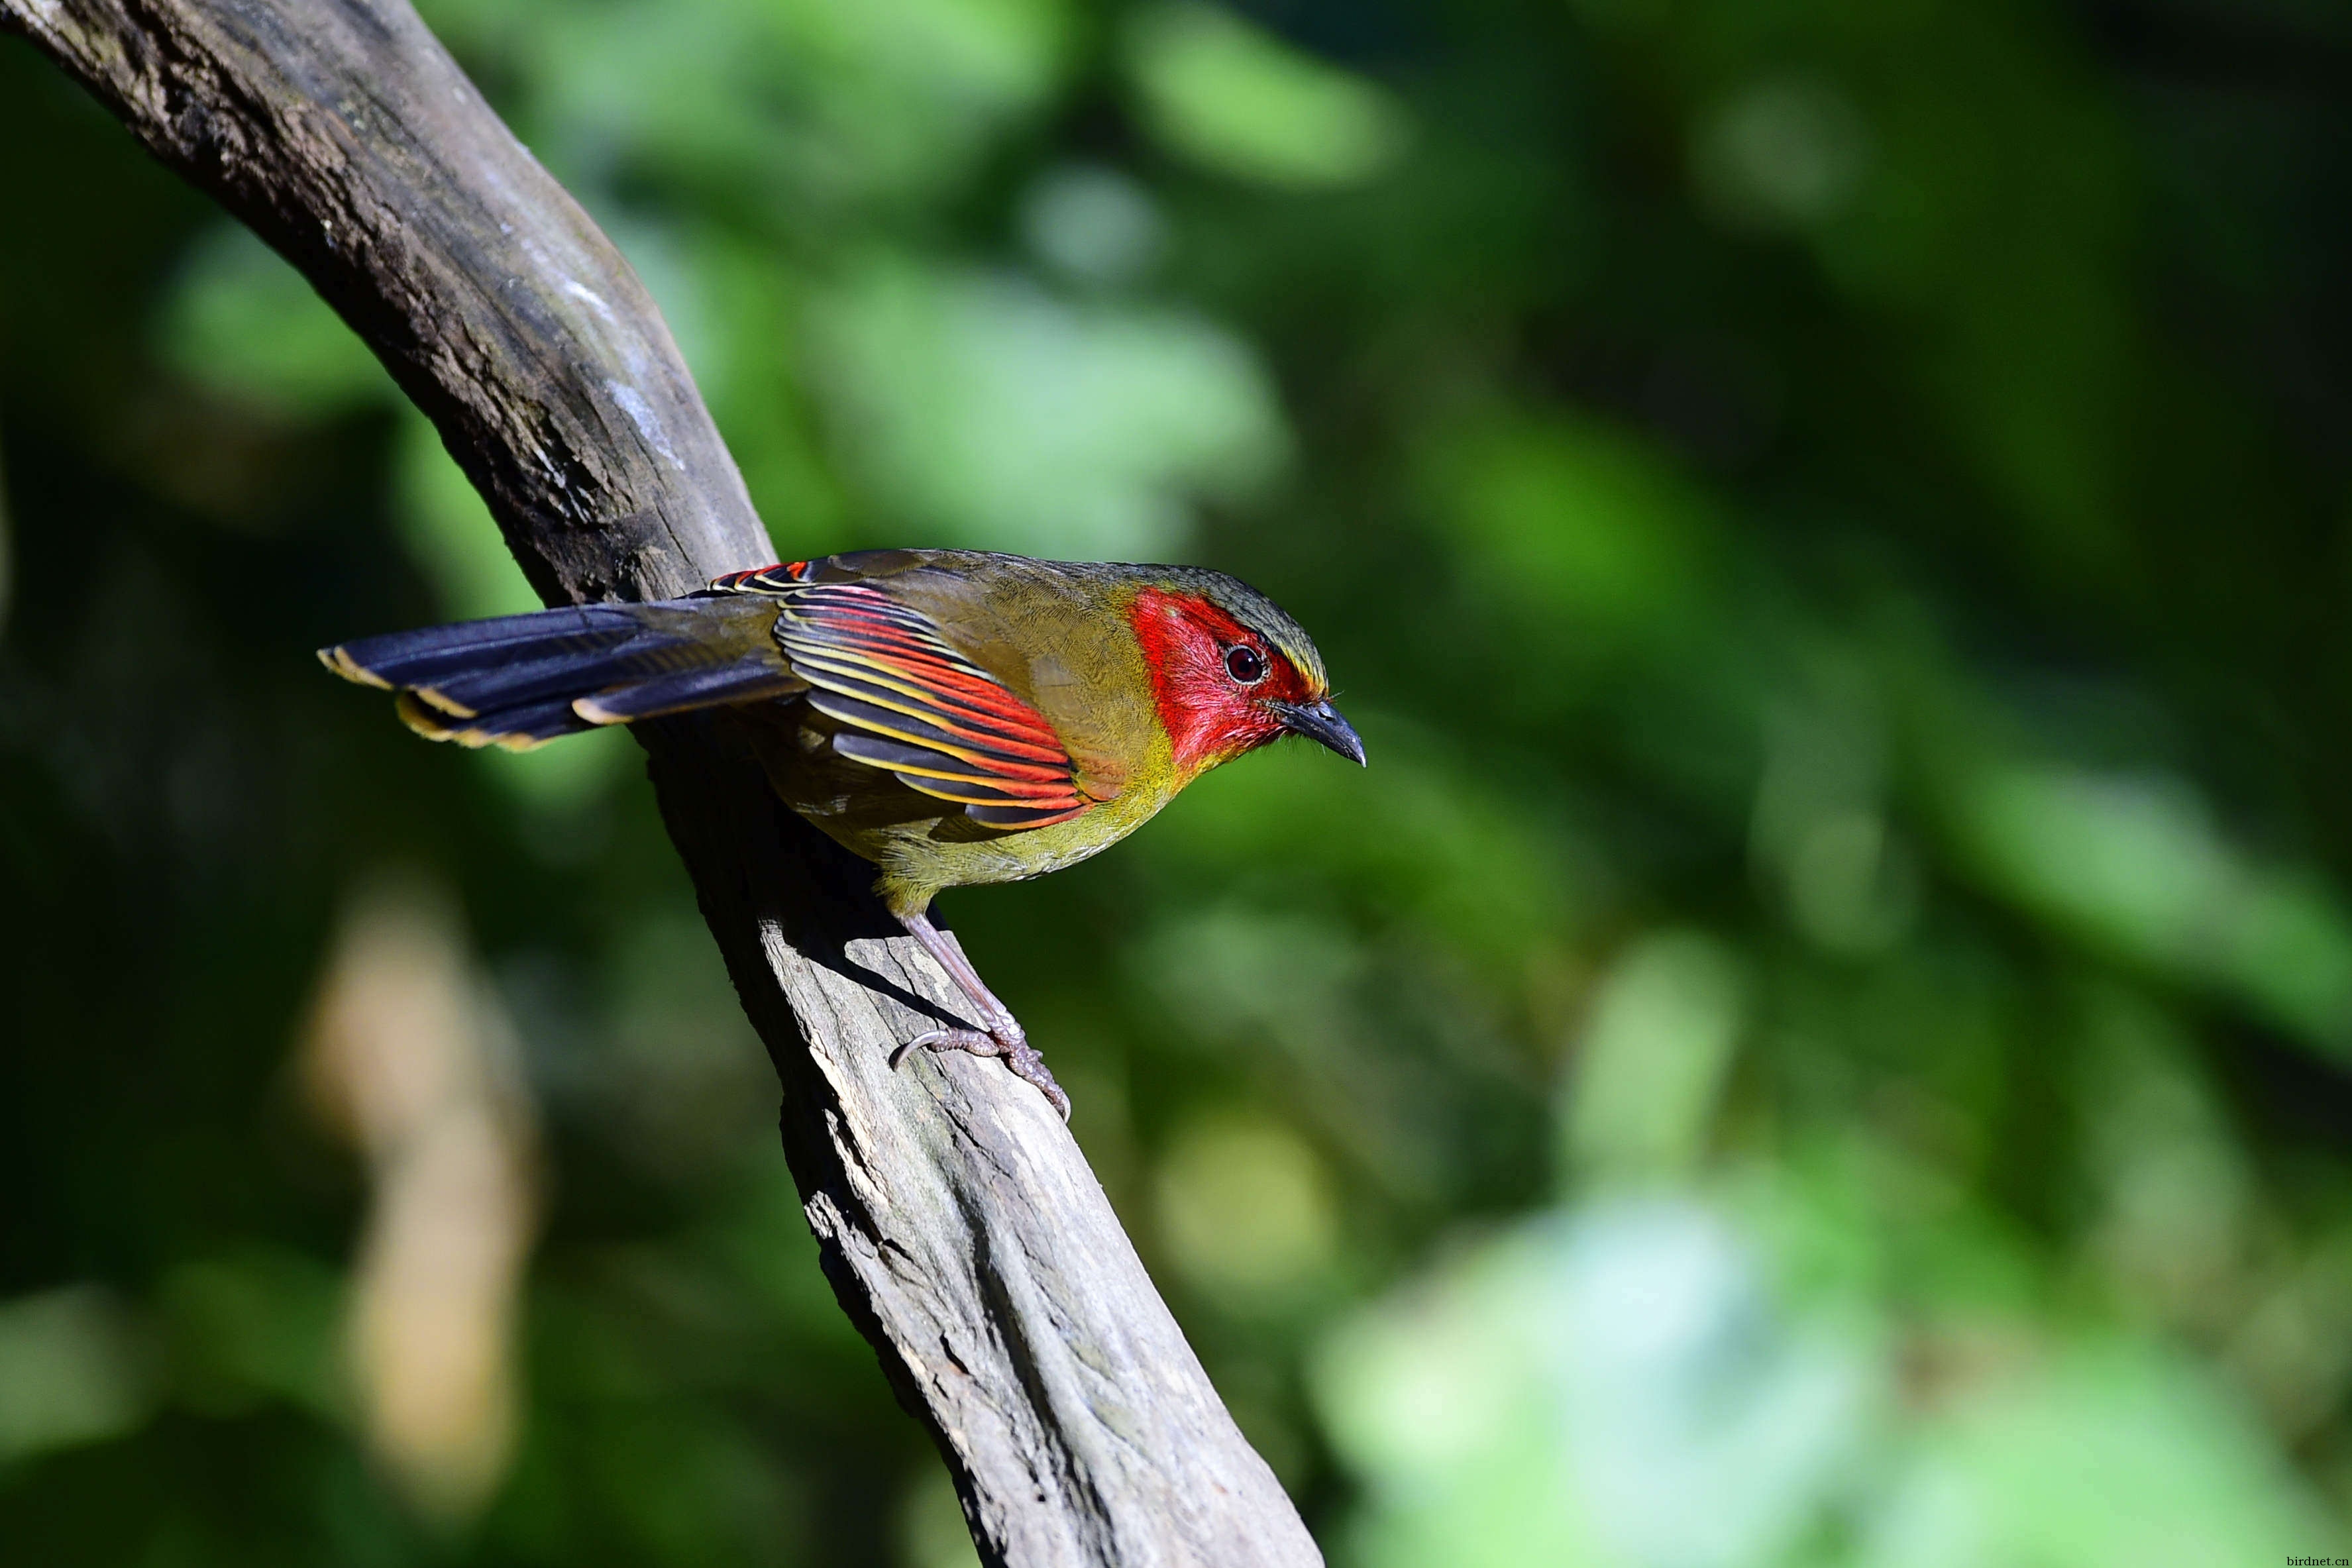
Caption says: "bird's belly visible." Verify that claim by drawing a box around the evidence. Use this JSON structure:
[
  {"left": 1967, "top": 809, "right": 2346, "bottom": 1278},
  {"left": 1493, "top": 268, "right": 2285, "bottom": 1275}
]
[
  {"left": 909, "top": 792, "right": 1165, "bottom": 885},
  {"left": 740, "top": 703, "right": 1172, "bottom": 912}
]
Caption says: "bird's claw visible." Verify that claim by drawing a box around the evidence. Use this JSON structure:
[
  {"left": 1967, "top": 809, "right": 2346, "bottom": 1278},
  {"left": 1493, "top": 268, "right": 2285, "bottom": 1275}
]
[{"left": 893, "top": 1027, "right": 1072, "bottom": 1122}]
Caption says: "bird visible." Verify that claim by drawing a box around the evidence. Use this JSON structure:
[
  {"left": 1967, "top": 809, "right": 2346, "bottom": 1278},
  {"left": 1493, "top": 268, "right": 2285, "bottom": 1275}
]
[{"left": 319, "top": 549, "right": 1364, "bottom": 1120}]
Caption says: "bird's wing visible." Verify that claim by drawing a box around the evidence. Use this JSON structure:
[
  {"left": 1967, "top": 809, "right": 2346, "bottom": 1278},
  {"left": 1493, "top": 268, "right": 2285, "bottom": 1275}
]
[{"left": 758, "top": 577, "right": 1093, "bottom": 830}]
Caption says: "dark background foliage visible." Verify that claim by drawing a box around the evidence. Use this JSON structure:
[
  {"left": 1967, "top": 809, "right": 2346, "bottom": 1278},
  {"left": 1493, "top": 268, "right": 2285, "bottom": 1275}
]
[{"left": 6, "top": 1, "right": 2352, "bottom": 1562}]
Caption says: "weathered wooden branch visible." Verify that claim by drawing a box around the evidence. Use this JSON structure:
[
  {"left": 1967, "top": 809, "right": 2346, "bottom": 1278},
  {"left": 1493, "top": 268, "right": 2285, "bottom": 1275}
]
[{"left": 0, "top": 3, "right": 1322, "bottom": 1563}]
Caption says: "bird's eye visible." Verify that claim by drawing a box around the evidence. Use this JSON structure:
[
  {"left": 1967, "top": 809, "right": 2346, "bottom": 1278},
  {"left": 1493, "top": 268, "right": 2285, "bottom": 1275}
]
[{"left": 1224, "top": 645, "right": 1267, "bottom": 684}]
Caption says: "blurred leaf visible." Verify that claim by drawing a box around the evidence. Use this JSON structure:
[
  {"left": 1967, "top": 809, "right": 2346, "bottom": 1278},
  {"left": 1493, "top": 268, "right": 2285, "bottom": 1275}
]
[
  {"left": 0, "top": 1286, "right": 152, "bottom": 1464},
  {"left": 392, "top": 410, "right": 538, "bottom": 623},
  {"left": 1564, "top": 931, "right": 1746, "bottom": 1184},
  {"left": 1689, "top": 76, "right": 1870, "bottom": 234},
  {"left": 898, "top": 1461, "right": 983, "bottom": 1568},
  {"left": 1123, "top": 2, "right": 1409, "bottom": 189},
  {"left": 1316, "top": 1198, "right": 1876, "bottom": 1568},
  {"left": 1154, "top": 1108, "right": 1341, "bottom": 1308},
  {"left": 1020, "top": 164, "right": 1169, "bottom": 287},
  {"left": 2073, "top": 986, "right": 2252, "bottom": 1331},
  {"left": 1862, "top": 1341, "right": 2332, "bottom": 1568},
  {"left": 1143, "top": 721, "right": 1593, "bottom": 964},
  {"left": 1954, "top": 765, "right": 2352, "bottom": 1056},
  {"left": 453, "top": 0, "right": 1073, "bottom": 205},
  {"left": 812, "top": 258, "right": 1285, "bottom": 557},
  {"left": 159, "top": 225, "right": 391, "bottom": 417},
  {"left": 1424, "top": 412, "right": 1722, "bottom": 669},
  {"left": 160, "top": 1249, "right": 346, "bottom": 1424}
]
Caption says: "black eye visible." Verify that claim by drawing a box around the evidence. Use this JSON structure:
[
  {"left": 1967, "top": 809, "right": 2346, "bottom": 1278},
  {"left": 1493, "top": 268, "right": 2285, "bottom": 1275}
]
[{"left": 1224, "top": 645, "right": 1267, "bottom": 684}]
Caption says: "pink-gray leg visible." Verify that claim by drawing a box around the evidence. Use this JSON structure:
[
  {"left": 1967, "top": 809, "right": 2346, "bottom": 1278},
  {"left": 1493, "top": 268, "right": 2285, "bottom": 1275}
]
[{"left": 893, "top": 910, "right": 1071, "bottom": 1121}]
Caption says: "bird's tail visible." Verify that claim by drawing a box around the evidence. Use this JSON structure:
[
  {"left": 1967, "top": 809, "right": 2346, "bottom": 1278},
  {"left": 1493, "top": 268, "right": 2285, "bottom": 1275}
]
[{"left": 319, "top": 597, "right": 806, "bottom": 751}]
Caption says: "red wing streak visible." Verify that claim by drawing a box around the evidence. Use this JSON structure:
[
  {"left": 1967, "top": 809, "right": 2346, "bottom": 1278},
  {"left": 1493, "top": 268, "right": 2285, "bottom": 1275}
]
[{"left": 772, "top": 586, "right": 1092, "bottom": 830}]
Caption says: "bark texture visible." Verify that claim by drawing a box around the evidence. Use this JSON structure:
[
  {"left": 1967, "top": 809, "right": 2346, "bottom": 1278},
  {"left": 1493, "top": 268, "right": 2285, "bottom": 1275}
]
[{"left": 0, "top": 3, "right": 1322, "bottom": 1563}]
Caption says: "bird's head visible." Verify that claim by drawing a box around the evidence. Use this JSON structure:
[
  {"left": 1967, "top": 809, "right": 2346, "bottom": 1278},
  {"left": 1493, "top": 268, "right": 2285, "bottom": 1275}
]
[{"left": 1127, "top": 568, "right": 1365, "bottom": 780}]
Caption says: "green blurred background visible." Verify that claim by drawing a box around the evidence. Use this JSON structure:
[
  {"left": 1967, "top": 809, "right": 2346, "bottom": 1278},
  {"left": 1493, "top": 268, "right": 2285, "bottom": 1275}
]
[{"left": 6, "top": 0, "right": 2352, "bottom": 1562}]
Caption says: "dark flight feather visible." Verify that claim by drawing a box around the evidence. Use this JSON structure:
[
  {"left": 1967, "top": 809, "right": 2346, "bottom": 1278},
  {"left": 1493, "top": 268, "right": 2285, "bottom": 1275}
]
[{"left": 321, "top": 597, "right": 800, "bottom": 751}]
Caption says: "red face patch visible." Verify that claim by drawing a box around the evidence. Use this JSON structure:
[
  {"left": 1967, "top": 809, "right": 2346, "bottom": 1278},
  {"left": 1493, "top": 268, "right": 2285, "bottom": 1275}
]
[{"left": 1129, "top": 588, "right": 1314, "bottom": 777}]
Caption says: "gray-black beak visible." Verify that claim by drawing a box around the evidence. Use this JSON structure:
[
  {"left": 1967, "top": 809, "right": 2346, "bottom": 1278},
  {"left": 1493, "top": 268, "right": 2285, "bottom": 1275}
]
[{"left": 1273, "top": 700, "right": 1366, "bottom": 766}]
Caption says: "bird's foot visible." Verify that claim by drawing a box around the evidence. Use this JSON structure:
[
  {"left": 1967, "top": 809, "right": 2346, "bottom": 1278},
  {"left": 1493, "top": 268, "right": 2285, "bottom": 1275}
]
[{"left": 892, "top": 1027, "right": 1072, "bottom": 1122}]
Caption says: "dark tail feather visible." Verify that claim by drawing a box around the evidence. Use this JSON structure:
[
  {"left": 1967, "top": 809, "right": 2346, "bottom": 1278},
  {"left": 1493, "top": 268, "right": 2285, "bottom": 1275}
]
[
  {"left": 392, "top": 690, "right": 601, "bottom": 750},
  {"left": 321, "top": 598, "right": 805, "bottom": 751}
]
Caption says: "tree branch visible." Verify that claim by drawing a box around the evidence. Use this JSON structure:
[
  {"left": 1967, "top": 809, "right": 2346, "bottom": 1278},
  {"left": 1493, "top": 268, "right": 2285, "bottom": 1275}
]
[{"left": 0, "top": 2, "right": 1322, "bottom": 1562}]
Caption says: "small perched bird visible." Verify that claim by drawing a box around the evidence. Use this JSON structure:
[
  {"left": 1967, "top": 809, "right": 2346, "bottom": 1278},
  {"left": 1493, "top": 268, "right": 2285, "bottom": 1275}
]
[{"left": 321, "top": 549, "right": 1363, "bottom": 1118}]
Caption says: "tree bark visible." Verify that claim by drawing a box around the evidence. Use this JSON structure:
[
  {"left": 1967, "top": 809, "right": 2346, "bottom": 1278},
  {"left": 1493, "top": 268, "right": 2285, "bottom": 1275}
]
[{"left": 0, "top": 3, "right": 1323, "bottom": 1563}]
